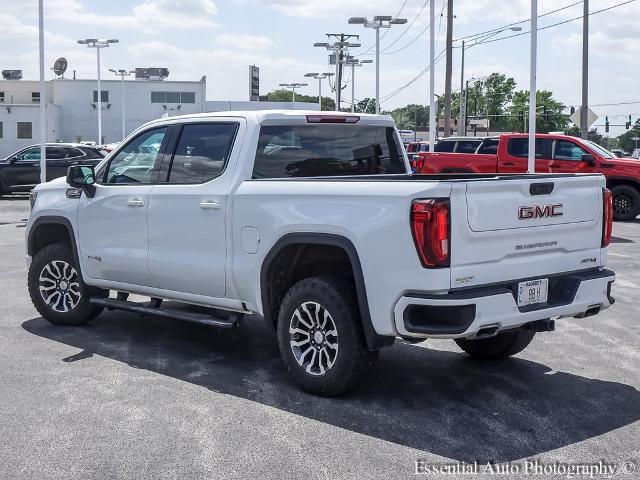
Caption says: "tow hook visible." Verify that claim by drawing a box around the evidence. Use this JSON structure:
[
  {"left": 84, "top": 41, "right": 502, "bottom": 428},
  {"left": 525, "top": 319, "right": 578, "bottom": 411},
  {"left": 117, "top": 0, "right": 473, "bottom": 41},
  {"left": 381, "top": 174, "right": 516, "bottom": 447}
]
[{"left": 525, "top": 319, "right": 555, "bottom": 332}]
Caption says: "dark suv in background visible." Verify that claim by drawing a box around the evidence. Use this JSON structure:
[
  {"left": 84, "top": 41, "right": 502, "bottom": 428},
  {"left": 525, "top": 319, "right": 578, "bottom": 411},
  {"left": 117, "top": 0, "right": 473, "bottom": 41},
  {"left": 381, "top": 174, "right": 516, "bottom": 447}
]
[{"left": 0, "top": 144, "right": 106, "bottom": 196}]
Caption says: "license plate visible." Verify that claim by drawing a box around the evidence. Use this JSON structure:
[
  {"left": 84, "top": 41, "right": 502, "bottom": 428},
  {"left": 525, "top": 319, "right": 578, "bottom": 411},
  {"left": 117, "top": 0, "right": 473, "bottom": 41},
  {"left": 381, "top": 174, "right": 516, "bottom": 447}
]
[{"left": 517, "top": 279, "right": 549, "bottom": 307}]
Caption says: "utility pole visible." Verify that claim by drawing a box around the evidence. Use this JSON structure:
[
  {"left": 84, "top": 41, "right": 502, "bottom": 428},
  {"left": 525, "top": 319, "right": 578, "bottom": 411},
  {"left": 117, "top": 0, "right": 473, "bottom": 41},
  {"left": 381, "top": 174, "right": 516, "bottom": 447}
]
[
  {"left": 314, "top": 35, "right": 360, "bottom": 111},
  {"left": 528, "top": 0, "right": 538, "bottom": 174},
  {"left": 443, "top": 0, "right": 454, "bottom": 137},
  {"left": 580, "top": 0, "right": 589, "bottom": 139},
  {"left": 458, "top": 40, "right": 465, "bottom": 135},
  {"left": 428, "top": 0, "right": 436, "bottom": 151},
  {"left": 38, "top": 0, "right": 46, "bottom": 183}
]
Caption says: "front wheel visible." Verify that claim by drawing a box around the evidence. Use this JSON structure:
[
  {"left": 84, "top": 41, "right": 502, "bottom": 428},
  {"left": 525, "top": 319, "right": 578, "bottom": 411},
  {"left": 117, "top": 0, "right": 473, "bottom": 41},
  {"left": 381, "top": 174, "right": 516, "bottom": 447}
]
[
  {"left": 277, "top": 276, "right": 378, "bottom": 396},
  {"left": 455, "top": 329, "right": 536, "bottom": 360},
  {"left": 28, "top": 243, "right": 106, "bottom": 326},
  {"left": 611, "top": 185, "right": 640, "bottom": 221}
]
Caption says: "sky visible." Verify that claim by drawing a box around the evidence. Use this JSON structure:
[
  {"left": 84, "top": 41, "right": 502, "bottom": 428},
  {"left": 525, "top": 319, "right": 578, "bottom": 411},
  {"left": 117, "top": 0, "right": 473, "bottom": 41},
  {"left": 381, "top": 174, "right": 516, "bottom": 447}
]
[{"left": 1, "top": 0, "right": 639, "bottom": 136}]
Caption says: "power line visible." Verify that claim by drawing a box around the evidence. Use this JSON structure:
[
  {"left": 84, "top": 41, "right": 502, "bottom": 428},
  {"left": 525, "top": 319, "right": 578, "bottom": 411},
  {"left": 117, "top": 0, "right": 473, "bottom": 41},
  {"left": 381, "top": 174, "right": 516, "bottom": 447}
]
[
  {"left": 462, "top": 0, "right": 637, "bottom": 47},
  {"left": 380, "top": 48, "right": 446, "bottom": 103},
  {"left": 380, "top": 0, "right": 431, "bottom": 52},
  {"left": 380, "top": 0, "right": 447, "bottom": 55},
  {"left": 453, "top": 0, "right": 583, "bottom": 43}
]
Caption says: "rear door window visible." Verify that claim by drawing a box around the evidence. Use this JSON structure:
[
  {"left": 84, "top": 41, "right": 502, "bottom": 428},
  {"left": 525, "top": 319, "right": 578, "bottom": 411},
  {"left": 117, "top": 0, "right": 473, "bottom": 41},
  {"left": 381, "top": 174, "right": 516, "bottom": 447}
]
[
  {"left": 507, "top": 138, "right": 552, "bottom": 159},
  {"left": 253, "top": 124, "right": 405, "bottom": 178},
  {"left": 166, "top": 123, "right": 238, "bottom": 184}
]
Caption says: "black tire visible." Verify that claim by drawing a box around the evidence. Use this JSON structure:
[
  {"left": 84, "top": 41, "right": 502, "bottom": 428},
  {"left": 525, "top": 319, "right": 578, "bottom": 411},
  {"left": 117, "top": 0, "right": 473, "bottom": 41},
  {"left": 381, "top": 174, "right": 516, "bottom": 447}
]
[
  {"left": 455, "top": 329, "right": 536, "bottom": 360},
  {"left": 611, "top": 184, "right": 640, "bottom": 221},
  {"left": 276, "top": 276, "right": 378, "bottom": 396},
  {"left": 28, "top": 242, "right": 106, "bottom": 326}
]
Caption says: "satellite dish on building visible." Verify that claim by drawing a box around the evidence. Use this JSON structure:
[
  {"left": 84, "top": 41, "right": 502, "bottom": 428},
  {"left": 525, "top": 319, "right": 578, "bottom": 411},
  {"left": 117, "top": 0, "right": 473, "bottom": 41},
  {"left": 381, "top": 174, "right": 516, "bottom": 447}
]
[{"left": 53, "top": 57, "right": 68, "bottom": 78}]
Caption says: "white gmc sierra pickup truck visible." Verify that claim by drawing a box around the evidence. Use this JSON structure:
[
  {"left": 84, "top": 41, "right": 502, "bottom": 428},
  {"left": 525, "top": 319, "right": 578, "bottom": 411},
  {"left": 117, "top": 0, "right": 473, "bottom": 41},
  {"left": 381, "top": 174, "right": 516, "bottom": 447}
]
[{"left": 26, "top": 110, "right": 615, "bottom": 395}]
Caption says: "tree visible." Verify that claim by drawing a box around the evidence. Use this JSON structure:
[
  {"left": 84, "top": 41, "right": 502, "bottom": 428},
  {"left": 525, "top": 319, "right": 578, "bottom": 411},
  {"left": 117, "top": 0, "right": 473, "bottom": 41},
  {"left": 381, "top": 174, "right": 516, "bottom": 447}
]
[
  {"left": 386, "top": 104, "right": 430, "bottom": 131},
  {"left": 566, "top": 126, "right": 610, "bottom": 147},
  {"left": 354, "top": 97, "right": 376, "bottom": 114},
  {"left": 265, "top": 89, "right": 335, "bottom": 110},
  {"left": 616, "top": 119, "right": 640, "bottom": 153},
  {"left": 506, "top": 90, "right": 568, "bottom": 133},
  {"left": 463, "top": 73, "right": 516, "bottom": 130}
]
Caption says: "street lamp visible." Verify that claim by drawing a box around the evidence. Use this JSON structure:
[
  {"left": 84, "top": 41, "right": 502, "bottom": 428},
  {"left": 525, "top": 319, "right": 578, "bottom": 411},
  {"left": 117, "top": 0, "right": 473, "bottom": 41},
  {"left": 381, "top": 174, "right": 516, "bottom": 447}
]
[
  {"left": 348, "top": 15, "right": 407, "bottom": 114},
  {"left": 343, "top": 58, "right": 372, "bottom": 112},
  {"left": 304, "top": 73, "right": 334, "bottom": 110},
  {"left": 109, "top": 68, "right": 134, "bottom": 141},
  {"left": 279, "top": 83, "right": 308, "bottom": 102},
  {"left": 313, "top": 38, "right": 361, "bottom": 111},
  {"left": 78, "top": 38, "right": 118, "bottom": 145},
  {"left": 457, "top": 27, "right": 522, "bottom": 134}
]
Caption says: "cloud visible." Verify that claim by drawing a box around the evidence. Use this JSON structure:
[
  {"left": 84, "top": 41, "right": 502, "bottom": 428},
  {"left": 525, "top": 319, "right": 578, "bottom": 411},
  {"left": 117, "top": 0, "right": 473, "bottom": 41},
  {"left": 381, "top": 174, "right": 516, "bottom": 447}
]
[
  {"left": 215, "top": 33, "right": 274, "bottom": 50},
  {"left": 8, "top": 0, "right": 220, "bottom": 31}
]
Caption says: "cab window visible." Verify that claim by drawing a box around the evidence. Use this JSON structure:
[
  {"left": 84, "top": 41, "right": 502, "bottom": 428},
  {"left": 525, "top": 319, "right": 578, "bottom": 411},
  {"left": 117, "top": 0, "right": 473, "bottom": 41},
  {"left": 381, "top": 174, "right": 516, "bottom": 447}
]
[{"left": 104, "top": 127, "right": 167, "bottom": 184}]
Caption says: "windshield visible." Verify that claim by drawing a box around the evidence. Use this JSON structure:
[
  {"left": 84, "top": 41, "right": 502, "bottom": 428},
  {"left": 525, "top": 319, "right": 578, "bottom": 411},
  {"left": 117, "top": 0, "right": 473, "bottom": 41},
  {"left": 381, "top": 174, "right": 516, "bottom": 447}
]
[{"left": 580, "top": 139, "right": 615, "bottom": 159}]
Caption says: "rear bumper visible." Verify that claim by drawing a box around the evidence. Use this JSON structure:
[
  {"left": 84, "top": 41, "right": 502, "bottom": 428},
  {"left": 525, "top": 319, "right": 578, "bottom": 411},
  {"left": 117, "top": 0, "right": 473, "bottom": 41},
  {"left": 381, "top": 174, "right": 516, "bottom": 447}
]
[{"left": 393, "top": 269, "right": 615, "bottom": 339}]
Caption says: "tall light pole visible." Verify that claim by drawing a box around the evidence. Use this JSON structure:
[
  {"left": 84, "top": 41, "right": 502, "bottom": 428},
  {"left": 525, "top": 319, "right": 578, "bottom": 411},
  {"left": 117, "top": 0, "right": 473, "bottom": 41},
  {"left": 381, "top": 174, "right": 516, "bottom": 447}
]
[
  {"left": 580, "top": 0, "right": 589, "bottom": 139},
  {"left": 457, "top": 27, "right": 522, "bottom": 135},
  {"left": 279, "top": 83, "right": 308, "bottom": 102},
  {"left": 313, "top": 37, "right": 361, "bottom": 111},
  {"left": 528, "top": 0, "right": 538, "bottom": 173},
  {"left": 109, "top": 68, "right": 134, "bottom": 141},
  {"left": 38, "top": 0, "right": 46, "bottom": 183},
  {"left": 304, "top": 73, "right": 334, "bottom": 110},
  {"left": 344, "top": 58, "right": 372, "bottom": 112},
  {"left": 348, "top": 16, "right": 407, "bottom": 114},
  {"left": 78, "top": 38, "right": 118, "bottom": 145}
]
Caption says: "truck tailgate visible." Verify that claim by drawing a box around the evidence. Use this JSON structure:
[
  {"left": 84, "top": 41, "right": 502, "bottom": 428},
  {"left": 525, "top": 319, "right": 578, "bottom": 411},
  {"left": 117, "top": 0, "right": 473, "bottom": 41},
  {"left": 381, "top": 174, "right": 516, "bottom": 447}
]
[{"left": 450, "top": 174, "right": 605, "bottom": 289}]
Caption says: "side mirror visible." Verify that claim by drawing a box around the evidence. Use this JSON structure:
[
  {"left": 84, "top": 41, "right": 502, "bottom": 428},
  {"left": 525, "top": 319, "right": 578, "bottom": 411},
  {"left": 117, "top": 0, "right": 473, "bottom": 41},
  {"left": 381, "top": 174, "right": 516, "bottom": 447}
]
[
  {"left": 581, "top": 153, "right": 596, "bottom": 165},
  {"left": 8, "top": 156, "right": 18, "bottom": 164},
  {"left": 67, "top": 165, "right": 96, "bottom": 198}
]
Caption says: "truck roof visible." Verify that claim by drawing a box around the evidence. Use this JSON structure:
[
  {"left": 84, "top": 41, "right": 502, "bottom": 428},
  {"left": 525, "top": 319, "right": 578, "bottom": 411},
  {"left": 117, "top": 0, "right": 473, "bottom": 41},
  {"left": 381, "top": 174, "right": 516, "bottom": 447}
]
[{"left": 142, "top": 110, "right": 396, "bottom": 129}]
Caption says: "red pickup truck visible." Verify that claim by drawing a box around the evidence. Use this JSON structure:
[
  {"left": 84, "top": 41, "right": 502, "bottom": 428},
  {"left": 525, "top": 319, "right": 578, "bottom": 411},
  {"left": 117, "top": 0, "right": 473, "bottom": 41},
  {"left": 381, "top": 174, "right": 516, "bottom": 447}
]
[{"left": 416, "top": 133, "right": 640, "bottom": 221}]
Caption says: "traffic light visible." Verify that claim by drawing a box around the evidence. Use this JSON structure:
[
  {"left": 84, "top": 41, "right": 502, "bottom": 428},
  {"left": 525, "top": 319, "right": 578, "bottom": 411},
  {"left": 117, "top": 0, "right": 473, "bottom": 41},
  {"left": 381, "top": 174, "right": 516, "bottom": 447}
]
[
  {"left": 605, "top": 116, "right": 610, "bottom": 133},
  {"left": 626, "top": 115, "right": 632, "bottom": 130}
]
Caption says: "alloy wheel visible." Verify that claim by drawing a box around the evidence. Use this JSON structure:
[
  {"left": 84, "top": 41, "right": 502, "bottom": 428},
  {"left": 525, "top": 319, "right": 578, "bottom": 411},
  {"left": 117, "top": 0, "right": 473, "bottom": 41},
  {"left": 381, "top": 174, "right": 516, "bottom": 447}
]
[
  {"left": 39, "top": 260, "right": 81, "bottom": 313},
  {"left": 289, "top": 301, "right": 339, "bottom": 376}
]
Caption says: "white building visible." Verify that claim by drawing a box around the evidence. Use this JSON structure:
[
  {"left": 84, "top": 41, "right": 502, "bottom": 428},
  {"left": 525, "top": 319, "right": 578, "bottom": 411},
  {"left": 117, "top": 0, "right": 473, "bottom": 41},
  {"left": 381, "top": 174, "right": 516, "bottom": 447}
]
[{"left": 0, "top": 75, "right": 318, "bottom": 158}]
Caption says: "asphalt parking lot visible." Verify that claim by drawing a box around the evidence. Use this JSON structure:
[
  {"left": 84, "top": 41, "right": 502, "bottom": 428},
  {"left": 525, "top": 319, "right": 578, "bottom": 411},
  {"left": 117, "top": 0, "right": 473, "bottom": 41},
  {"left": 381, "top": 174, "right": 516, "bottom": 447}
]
[{"left": 1, "top": 195, "right": 639, "bottom": 480}]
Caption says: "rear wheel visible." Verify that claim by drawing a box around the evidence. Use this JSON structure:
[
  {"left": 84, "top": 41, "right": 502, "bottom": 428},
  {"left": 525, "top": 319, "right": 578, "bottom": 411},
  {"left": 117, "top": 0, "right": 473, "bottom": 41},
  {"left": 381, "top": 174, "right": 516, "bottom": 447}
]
[
  {"left": 28, "top": 243, "right": 106, "bottom": 326},
  {"left": 455, "top": 329, "right": 536, "bottom": 360},
  {"left": 611, "top": 184, "right": 640, "bottom": 221},
  {"left": 277, "top": 276, "right": 378, "bottom": 396}
]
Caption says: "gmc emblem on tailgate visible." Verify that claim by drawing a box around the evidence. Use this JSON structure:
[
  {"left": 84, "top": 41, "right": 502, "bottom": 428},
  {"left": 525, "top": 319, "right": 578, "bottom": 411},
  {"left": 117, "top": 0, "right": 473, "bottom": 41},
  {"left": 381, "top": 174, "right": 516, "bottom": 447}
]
[{"left": 518, "top": 204, "right": 563, "bottom": 219}]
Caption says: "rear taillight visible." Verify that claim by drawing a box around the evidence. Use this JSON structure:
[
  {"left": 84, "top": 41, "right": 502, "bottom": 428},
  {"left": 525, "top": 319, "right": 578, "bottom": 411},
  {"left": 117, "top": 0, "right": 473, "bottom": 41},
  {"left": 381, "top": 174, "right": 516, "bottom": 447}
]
[
  {"left": 602, "top": 188, "right": 613, "bottom": 247},
  {"left": 409, "top": 154, "right": 426, "bottom": 174},
  {"left": 411, "top": 199, "right": 450, "bottom": 268}
]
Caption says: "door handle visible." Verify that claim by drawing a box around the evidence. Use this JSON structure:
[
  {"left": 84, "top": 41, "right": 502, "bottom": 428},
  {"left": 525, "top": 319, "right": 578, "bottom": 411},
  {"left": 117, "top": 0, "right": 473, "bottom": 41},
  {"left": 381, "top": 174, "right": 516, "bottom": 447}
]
[
  {"left": 127, "top": 199, "right": 145, "bottom": 207},
  {"left": 200, "top": 201, "right": 221, "bottom": 210},
  {"left": 502, "top": 162, "right": 515, "bottom": 166}
]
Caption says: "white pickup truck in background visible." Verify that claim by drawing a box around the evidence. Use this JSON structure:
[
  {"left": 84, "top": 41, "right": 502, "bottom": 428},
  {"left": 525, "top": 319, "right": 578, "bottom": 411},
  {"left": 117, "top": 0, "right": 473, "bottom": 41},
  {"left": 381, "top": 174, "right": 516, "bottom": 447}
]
[{"left": 25, "top": 110, "right": 615, "bottom": 395}]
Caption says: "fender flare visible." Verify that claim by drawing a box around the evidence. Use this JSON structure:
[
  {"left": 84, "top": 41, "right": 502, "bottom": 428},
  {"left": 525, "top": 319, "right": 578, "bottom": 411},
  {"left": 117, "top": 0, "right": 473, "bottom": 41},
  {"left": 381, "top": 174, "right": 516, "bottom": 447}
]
[
  {"left": 260, "top": 232, "right": 394, "bottom": 351},
  {"left": 28, "top": 216, "right": 81, "bottom": 267}
]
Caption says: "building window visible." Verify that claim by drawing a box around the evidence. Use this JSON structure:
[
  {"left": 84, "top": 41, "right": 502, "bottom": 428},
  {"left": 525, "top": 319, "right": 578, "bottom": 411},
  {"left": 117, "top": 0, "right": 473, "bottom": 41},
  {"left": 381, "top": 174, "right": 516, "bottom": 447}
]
[
  {"left": 0, "top": 122, "right": 3, "bottom": 139},
  {"left": 0, "top": 92, "right": 4, "bottom": 103},
  {"left": 17, "top": 122, "right": 32, "bottom": 139},
  {"left": 151, "top": 91, "right": 165, "bottom": 103},
  {"left": 181, "top": 92, "right": 195, "bottom": 103},
  {"left": 151, "top": 91, "right": 196, "bottom": 104},
  {"left": 92, "top": 90, "right": 109, "bottom": 102},
  {"left": 32, "top": 92, "right": 40, "bottom": 103}
]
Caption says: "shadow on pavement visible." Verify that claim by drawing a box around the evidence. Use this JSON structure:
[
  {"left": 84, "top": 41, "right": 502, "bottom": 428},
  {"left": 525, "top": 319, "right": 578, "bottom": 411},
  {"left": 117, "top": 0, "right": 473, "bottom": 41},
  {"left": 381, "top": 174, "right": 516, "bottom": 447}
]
[{"left": 22, "top": 311, "right": 640, "bottom": 463}]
